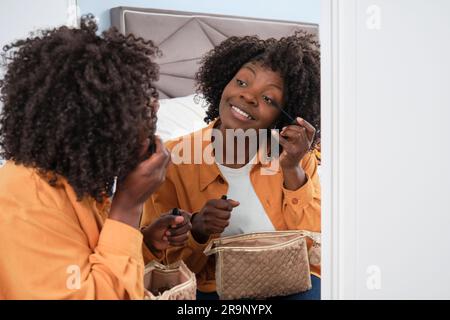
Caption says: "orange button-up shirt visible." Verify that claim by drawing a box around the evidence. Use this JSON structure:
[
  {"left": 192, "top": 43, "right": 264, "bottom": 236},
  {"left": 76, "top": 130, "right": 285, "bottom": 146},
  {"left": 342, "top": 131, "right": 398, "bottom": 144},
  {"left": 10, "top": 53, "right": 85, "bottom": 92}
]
[
  {"left": 142, "top": 121, "right": 321, "bottom": 292},
  {"left": 0, "top": 162, "right": 158, "bottom": 299}
]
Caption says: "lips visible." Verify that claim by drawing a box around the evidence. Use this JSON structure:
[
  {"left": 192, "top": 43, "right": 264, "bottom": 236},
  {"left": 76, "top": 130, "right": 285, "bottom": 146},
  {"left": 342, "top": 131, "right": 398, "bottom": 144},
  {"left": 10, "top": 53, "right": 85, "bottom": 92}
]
[{"left": 230, "top": 103, "right": 255, "bottom": 120}]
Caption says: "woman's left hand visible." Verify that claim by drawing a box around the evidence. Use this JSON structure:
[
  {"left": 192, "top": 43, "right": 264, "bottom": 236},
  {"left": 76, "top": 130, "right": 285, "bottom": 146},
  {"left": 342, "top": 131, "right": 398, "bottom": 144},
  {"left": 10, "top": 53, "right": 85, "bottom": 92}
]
[
  {"left": 274, "top": 117, "right": 316, "bottom": 170},
  {"left": 142, "top": 209, "right": 192, "bottom": 254}
]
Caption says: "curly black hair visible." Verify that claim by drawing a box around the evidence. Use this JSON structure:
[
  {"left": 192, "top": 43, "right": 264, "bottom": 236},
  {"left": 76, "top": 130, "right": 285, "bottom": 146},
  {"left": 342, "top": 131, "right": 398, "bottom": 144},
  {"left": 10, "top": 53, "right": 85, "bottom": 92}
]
[
  {"left": 196, "top": 31, "right": 320, "bottom": 139},
  {"left": 0, "top": 15, "right": 160, "bottom": 202}
]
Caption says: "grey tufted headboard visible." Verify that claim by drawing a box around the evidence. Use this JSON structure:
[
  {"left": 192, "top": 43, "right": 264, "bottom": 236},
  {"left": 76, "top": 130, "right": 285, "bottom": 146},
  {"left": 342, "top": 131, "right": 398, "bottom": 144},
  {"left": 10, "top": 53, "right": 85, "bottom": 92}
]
[{"left": 110, "top": 7, "right": 319, "bottom": 99}]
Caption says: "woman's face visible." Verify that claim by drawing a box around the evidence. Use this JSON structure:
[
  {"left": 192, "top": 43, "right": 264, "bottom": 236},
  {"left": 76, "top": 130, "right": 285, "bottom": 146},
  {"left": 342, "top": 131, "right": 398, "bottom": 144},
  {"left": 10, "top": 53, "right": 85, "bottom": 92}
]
[{"left": 218, "top": 61, "right": 284, "bottom": 131}]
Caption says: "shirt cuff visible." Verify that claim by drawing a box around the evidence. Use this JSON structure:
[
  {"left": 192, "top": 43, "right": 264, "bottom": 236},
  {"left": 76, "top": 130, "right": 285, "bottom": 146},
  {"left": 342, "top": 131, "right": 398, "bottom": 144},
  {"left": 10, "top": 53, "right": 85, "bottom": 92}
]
[
  {"left": 142, "top": 242, "right": 165, "bottom": 264},
  {"left": 187, "top": 232, "right": 213, "bottom": 251},
  {"left": 282, "top": 173, "right": 315, "bottom": 210},
  {"left": 98, "top": 219, "right": 143, "bottom": 261}
]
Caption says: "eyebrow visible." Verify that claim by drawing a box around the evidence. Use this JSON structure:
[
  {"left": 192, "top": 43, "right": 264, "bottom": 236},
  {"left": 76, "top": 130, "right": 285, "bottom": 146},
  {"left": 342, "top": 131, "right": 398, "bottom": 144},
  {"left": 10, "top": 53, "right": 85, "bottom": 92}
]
[
  {"left": 243, "top": 65, "right": 257, "bottom": 76},
  {"left": 242, "top": 65, "right": 283, "bottom": 91}
]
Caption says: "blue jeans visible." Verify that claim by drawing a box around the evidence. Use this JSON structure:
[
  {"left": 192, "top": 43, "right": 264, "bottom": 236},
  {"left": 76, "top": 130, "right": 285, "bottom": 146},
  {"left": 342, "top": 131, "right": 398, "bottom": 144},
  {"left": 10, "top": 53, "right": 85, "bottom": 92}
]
[{"left": 196, "top": 275, "right": 321, "bottom": 300}]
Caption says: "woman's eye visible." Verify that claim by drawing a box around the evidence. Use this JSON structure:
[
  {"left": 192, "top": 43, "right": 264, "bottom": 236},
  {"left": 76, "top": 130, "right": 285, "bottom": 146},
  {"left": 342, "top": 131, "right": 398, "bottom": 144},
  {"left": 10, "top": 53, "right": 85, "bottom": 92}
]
[
  {"left": 236, "top": 79, "right": 247, "bottom": 87},
  {"left": 263, "top": 95, "right": 273, "bottom": 105}
]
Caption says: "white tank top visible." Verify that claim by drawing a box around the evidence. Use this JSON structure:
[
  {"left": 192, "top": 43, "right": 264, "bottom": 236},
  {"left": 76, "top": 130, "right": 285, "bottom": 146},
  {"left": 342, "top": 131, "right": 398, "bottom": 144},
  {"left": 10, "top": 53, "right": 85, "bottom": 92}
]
[{"left": 216, "top": 156, "right": 275, "bottom": 237}]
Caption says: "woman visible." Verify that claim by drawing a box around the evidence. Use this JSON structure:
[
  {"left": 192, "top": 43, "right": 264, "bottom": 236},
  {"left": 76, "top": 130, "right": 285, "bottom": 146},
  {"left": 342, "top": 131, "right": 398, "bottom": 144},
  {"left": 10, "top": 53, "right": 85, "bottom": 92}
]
[
  {"left": 0, "top": 16, "right": 191, "bottom": 299},
  {"left": 141, "top": 32, "right": 321, "bottom": 299}
]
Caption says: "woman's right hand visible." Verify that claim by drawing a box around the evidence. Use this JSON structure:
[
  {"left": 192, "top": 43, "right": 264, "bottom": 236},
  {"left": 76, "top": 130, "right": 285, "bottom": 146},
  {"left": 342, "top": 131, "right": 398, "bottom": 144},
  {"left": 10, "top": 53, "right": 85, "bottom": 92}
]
[
  {"left": 109, "top": 136, "right": 171, "bottom": 228},
  {"left": 142, "top": 209, "right": 192, "bottom": 254},
  {"left": 190, "top": 198, "right": 240, "bottom": 243}
]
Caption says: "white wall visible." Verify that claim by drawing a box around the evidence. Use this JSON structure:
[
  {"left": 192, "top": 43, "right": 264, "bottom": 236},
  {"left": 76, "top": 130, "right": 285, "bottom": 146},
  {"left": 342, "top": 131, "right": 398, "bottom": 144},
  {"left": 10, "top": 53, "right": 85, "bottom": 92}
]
[
  {"left": 322, "top": 0, "right": 450, "bottom": 299},
  {"left": 0, "top": 0, "right": 74, "bottom": 90},
  {"left": 0, "top": 0, "right": 74, "bottom": 164},
  {"left": 77, "top": 0, "right": 320, "bottom": 32},
  {"left": 0, "top": 0, "right": 74, "bottom": 51}
]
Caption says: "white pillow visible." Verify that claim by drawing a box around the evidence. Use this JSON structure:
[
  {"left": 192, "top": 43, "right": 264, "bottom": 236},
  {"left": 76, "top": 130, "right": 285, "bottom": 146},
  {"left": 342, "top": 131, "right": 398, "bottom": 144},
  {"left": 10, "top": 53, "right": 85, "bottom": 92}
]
[{"left": 155, "top": 94, "right": 208, "bottom": 142}]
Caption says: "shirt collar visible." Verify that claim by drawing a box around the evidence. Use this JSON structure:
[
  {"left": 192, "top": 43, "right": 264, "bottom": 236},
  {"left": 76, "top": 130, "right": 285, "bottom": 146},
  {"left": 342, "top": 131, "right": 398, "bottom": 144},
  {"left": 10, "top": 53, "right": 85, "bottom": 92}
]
[
  {"left": 199, "top": 119, "right": 223, "bottom": 191},
  {"left": 197, "top": 118, "right": 280, "bottom": 191}
]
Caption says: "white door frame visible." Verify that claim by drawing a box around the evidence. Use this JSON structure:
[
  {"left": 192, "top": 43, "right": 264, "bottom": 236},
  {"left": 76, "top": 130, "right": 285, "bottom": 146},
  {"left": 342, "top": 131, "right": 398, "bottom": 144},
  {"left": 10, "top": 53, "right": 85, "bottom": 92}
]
[{"left": 321, "top": 0, "right": 359, "bottom": 300}]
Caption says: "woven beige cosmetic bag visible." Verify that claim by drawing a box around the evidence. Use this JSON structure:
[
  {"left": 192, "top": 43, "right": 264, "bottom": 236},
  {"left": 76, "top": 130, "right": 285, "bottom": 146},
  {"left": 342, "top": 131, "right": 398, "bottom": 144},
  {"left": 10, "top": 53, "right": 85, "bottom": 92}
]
[
  {"left": 204, "top": 230, "right": 321, "bottom": 300},
  {"left": 143, "top": 260, "right": 197, "bottom": 300}
]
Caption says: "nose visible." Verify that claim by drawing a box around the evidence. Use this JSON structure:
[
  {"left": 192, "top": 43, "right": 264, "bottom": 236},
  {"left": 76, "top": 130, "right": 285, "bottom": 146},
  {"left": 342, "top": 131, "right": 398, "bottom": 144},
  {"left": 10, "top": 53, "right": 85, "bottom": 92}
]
[{"left": 239, "top": 89, "right": 258, "bottom": 107}]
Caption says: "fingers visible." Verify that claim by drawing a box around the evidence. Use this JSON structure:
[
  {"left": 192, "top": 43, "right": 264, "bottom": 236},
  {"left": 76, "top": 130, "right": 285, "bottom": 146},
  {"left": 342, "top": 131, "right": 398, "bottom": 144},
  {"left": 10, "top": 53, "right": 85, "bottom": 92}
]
[
  {"left": 153, "top": 136, "right": 171, "bottom": 166},
  {"left": 211, "top": 199, "right": 232, "bottom": 210},
  {"left": 227, "top": 199, "right": 240, "bottom": 208},
  {"left": 167, "top": 221, "right": 192, "bottom": 237},
  {"left": 271, "top": 129, "right": 290, "bottom": 149},
  {"left": 179, "top": 210, "right": 192, "bottom": 221},
  {"left": 281, "top": 126, "right": 306, "bottom": 140},
  {"left": 280, "top": 118, "right": 316, "bottom": 145},
  {"left": 165, "top": 210, "right": 192, "bottom": 246},
  {"left": 167, "top": 225, "right": 190, "bottom": 246},
  {"left": 295, "top": 117, "right": 316, "bottom": 141},
  {"left": 296, "top": 117, "right": 316, "bottom": 133},
  {"left": 202, "top": 207, "right": 231, "bottom": 236},
  {"left": 196, "top": 197, "right": 239, "bottom": 236},
  {"left": 154, "top": 135, "right": 164, "bottom": 154},
  {"left": 157, "top": 214, "right": 184, "bottom": 229},
  {"left": 169, "top": 209, "right": 191, "bottom": 228},
  {"left": 208, "top": 226, "right": 227, "bottom": 234},
  {"left": 206, "top": 220, "right": 229, "bottom": 234},
  {"left": 138, "top": 138, "right": 151, "bottom": 160},
  {"left": 146, "top": 136, "right": 169, "bottom": 162},
  {"left": 281, "top": 123, "right": 304, "bottom": 134},
  {"left": 279, "top": 121, "right": 315, "bottom": 152},
  {"left": 207, "top": 207, "right": 232, "bottom": 220},
  {"left": 168, "top": 234, "right": 189, "bottom": 246},
  {"left": 210, "top": 219, "right": 230, "bottom": 230},
  {"left": 207, "top": 199, "right": 240, "bottom": 211},
  {"left": 281, "top": 127, "right": 310, "bottom": 148}
]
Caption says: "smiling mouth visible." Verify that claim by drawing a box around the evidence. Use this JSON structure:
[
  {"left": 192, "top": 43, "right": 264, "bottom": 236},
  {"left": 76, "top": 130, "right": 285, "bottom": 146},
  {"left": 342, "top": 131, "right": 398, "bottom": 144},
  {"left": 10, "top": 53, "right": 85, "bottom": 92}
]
[{"left": 230, "top": 104, "right": 255, "bottom": 120}]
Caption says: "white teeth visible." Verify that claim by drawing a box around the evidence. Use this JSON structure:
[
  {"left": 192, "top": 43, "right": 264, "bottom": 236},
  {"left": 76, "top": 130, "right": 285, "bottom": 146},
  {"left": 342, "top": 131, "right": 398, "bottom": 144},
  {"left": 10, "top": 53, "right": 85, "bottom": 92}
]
[{"left": 231, "top": 105, "right": 253, "bottom": 120}]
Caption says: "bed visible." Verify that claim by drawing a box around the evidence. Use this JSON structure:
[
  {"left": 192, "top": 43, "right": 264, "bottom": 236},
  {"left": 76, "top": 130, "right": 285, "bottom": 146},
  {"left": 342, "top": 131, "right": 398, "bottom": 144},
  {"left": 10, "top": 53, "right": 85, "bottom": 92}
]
[{"left": 110, "top": 7, "right": 319, "bottom": 141}]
